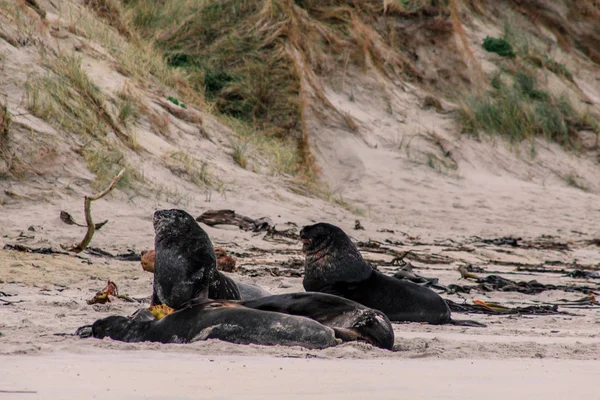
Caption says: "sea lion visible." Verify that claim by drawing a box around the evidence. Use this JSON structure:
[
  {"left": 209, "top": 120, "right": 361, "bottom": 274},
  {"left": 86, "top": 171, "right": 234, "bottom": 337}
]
[
  {"left": 78, "top": 300, "right": 338, "bottom": 349},
  {"left": 300, "top": 222, "right": 451, "bottom": 324},
  {"left": 215, "top": 247, "right": 236, "bottom": 272},
  {"left": 152, "top": 209, "right": 240, "bottom": 309},
  {"left": 140, "top": 250, "right": 155, "bottom": 273},
  {"left": 236, "top": 281, "right": 271, "bottom": 301},
  {"left": 242, "top": 292, "right": 394, "bottom": 349}
]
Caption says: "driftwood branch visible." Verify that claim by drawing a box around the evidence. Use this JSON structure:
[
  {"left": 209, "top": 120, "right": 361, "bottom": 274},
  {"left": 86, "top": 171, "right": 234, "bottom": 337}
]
[
  {"left": 197, "top": 209, "right": 271, "bottom": 232},
  {"left": 70, "top": 169, "right": 125, "bottom": 253}
]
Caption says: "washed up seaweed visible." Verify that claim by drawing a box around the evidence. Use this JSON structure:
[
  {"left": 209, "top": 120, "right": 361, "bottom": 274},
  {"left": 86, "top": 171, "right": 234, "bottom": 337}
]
[
  {"left": 392, "top": 262, "right": 448, "bottom": 292},
  {"left": 446, "top": 299, "right": 565, "bottom": 315},
  {"left": 87, "top": 280, "right": 138, "bottom": 305},
  {"left": 458, "top": 267, "right": 599, "bottom": 295},
  {"left": 470, "top": 235, "right": 570, "bottom": 251},
  {"left": 196, "top": 209, "right": 272, "bottom": 232},
  {"left": 3, "top": 244, "right": 68, "bottom": 255},
  {"left": 567, "top": 270, "right": 600, "bottom": 279}
]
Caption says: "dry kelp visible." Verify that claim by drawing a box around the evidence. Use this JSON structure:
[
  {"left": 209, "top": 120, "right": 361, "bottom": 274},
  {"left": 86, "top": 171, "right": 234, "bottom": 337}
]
[
  {"left": 456, "top": 269, "right": 600, "bottom": 295},
  {"left": 196, "top": 209, "right": 272, "bottom": 232},
  {"left": 446, "top": 299, "right": 566, "bottom": 315}
]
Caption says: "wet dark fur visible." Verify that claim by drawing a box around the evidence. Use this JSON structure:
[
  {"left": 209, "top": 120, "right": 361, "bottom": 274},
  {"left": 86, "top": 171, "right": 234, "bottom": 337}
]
[
  {"left": 242, "top": 292, "right": 395, "bottom": 349},
  {"left": 152, "top": 209, "right": 240, "bottom": 309},
  {"left": 82, "top": 300, "right": 338, "bottom": 349},
  {"left": 300, "top": 223, "right": 451, "bottom": 324}
]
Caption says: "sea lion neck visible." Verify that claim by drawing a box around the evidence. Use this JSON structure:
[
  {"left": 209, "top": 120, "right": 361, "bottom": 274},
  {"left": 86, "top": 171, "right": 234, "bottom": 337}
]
[{"left": 302, "top": 226, "right": 372, "bottom": 292}]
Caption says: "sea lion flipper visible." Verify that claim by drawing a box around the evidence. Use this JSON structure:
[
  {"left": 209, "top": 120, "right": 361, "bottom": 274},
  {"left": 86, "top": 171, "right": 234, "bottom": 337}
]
[
  {"left": 75, "top": 325, "right": 93, "bottom": 338},
  {"left": 448, "top": 319, "right": 487, "bottom": 327},
  {"left": 332, "top": 327, "right": 362, "bottom": 342}
]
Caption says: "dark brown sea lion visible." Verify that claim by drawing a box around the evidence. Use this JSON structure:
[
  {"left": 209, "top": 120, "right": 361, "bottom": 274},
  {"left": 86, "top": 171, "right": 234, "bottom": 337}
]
[
  {"left": 300, "top": 222, "right": 452, "bottom": 324},
  {"left": 235, "top": 282, "right": 271, "bottom": 300},
  {"left": 77, "top": 300, "right": 338, "bottom": 349},
  {"left": 152, "top": 209, "right": 240, "bottom": 309},
  {"left": 242, "top": 292, "right": 395, "bottom": 349}
]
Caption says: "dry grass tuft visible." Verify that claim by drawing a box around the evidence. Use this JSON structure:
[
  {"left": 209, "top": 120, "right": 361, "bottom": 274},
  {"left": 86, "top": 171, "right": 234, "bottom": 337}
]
[
  {"left": 25, "top": 52, "right": 142, "bottom": 189},
  {"left": 458, "top": 69, "right": 597, "bottom": 151},
  {"left": 149, "top": 111, "right": 172, "bottom": 137},
  {"left": 165, "top": 150, "right": 215, "bottom": 189},
  {"left": 84, "top": 0, "right": 132, "bottom": 38},
  {"left": 121, "top": 0, "right": 444, "bottom": 175}
]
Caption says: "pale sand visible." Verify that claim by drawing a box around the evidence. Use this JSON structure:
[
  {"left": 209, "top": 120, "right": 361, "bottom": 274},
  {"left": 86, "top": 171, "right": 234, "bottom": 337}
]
[{"left": 2, "top": 351, "right": 598, "bottom": 400}]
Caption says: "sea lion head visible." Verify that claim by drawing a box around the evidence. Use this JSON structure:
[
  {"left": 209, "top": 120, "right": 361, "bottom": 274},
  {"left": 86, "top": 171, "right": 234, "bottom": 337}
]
[
  {"left": 300, "top": 223, "right": 372, "bottom": 291},
  {"left": 152, "top": 209, "right": 217, "bottom": 308},
  {"left": 91, "top": 316, "right": 140, "bottom": 341},
  {"left": 300, "top": 222, "right": 346, "bottom": 254},
  {"left": 153, "top": 209, "right": 197, "bottom": 243}
]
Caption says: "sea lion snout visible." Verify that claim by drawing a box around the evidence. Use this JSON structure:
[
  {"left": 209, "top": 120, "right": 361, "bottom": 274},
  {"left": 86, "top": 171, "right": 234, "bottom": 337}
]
[
  {"left": 153, "top": 209, "right": 195, "bottom": 239},
  {"left": 299, "top": 223, "right": 339, "bottom": 252},
  {"left": 153, "top": 209, "right": 182, "bottom": 227}
]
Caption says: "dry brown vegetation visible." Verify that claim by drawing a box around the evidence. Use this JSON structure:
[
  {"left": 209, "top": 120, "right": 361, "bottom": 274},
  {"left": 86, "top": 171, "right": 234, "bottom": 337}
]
[
  {"left": 1, "top": 0, "right": 599, "bottom": 201},
  {"left": 119, "top": 0, "right": 470, "bottom": 176}
]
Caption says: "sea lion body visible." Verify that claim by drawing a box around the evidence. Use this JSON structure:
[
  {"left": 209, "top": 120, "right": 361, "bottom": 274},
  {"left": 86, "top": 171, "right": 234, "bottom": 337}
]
[
  {"left": 326, "top": 270, "right": 450, "bottom": 323},
  {"left": 235, "top": 281, "right": 271, "bottom": 301},
  {"left": 84, "top": 300, "right": 338, "bottom": 349},
  {"left": 243, "top": 292, "right": 394, "bottom": 349},
  {"left": 300, "top": 223, "right": 451, "bottom": 324},
  {"left": 152, "top": 209, "right": 240, "bottom": 309}
]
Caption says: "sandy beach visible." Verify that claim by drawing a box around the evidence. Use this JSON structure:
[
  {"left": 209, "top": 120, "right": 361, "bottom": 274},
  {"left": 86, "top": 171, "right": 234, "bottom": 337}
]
[
  {"left": 1, "top": 0, "right": 600, "bottom": 397},
  {"left": 3, "top": 352, "right": 599, "bottom": 399}
]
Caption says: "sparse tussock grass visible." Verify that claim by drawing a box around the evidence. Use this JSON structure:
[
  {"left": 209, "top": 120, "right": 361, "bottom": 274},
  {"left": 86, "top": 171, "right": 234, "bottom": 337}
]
[
  {"left": 121, "top": 0, "right": 426, "bottom": 175},
  {"left": 0, "top": 101, "right": 12, "bottom": 174},
  {"left": 149, "top": 111, "right": 171, "bottom": 136},
  {"left": 383, "top": 0, "right": 441, "bottom": 14},
  {"left": 502, "top": 22, "right": 574, "bottom": 81},
  {"left": 0, "top": 101, "right": 11, "bottom": 138},
  {"left": 154, "top": 183, "right": 191, "bottom": 206},
  {"left": 115, "top": 87, "right": 144, "bottom": 126},
  {"left": 25, "top": 52, "right": 142, "bottom": 189},
  {"left": 25, "top": 54, "right": 106, "bottom": 138},
  {"left": 83, "top": 146, "right": 139, "bottom": 191},
  {"left": 231, "top": 140, "right": 248, "bottom": 169},
  {"left": 290, "top": 178, "right": 365, "bottom": 216},
  {"left": 166, "top": 150, "right": 216, "bottom": 188},
  {"left": 222, "top": 117, "right": 300, "bottom": 176},
  {"left": 458, "top": 70, "right": 595, "bottom": 151},
  {"left": 66, "top": 1, "right": 196, "bottom": 103}
]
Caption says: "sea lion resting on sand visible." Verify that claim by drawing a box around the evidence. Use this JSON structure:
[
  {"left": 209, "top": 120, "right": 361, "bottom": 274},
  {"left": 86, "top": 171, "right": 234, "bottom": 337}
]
[
  {"left": 152, "top": 209, "right": 240, "bottom": 308},
  {"left": 242, "top": 292, "right": 394, "bottom": 349},
  {"left": 300, "top": 223, "right": 452, "bottom": 324},
  {"left": 78, "top": 299, "right": 338, "bottom": 349},
  {"left": 142, "top": 237, "right": 269, "bottom": 301}
]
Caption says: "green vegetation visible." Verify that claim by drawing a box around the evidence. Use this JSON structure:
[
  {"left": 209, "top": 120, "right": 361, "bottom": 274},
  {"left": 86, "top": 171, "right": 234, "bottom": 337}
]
[
  {"left": 120, "top": 0, "right": 421, "bottom": 175},
  {"left": 83, "top": 147, "right": 137, "bottom": 190},
  {"left": 116, "top": 89, "right": 143, "bottom": 126},
  {"left": 458, "top": 70, "right": 595, "bottom": 150},
  {"left": 231, "top": 140, "right": 248, "bottom": 169},
  {"left": 26, "top": 54, "right": 106, "bottom": 139},
  {"left": 503, "top": 22, "right": 573, "bottom": 81},
  {"left": 482, "top": 37, "right": 515, "bottom": 57},
  {"left": 0, "top": 102, "right": 11, "bottom": 138},
  {"left": 167, "top": 96, "right": 187, "bottom": 108},
  {"left": 25, "top": 52, "right": 138, "bottom": 189},
  {"left": 166, "top": 150, "right": 215, "bottom": 189},
  {"left": 0, "top": 101, "right": 11, "bottom": 172}
]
